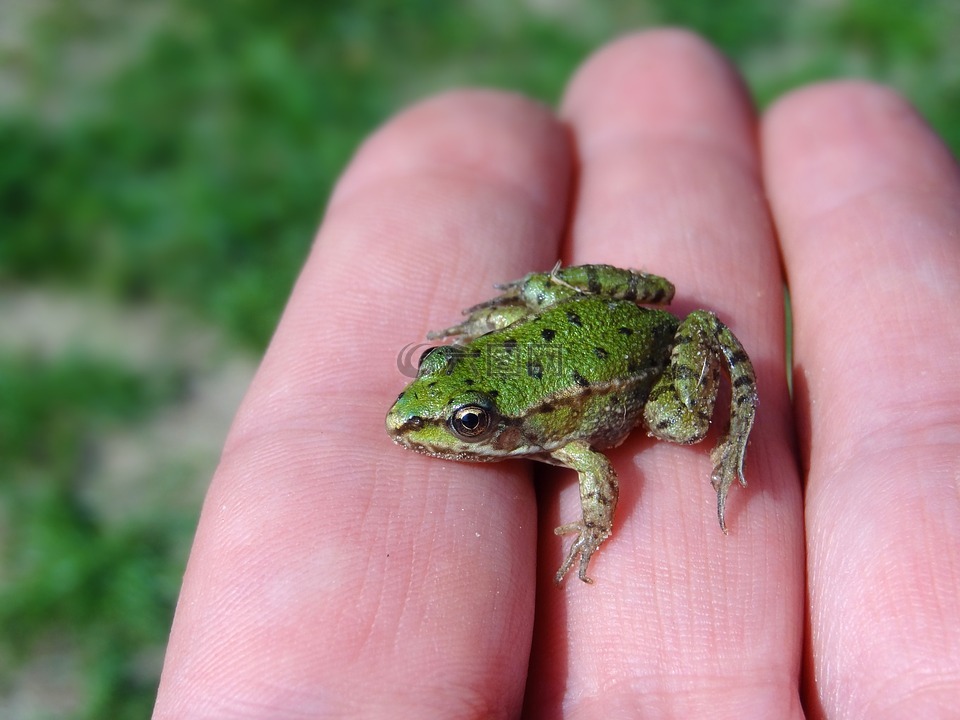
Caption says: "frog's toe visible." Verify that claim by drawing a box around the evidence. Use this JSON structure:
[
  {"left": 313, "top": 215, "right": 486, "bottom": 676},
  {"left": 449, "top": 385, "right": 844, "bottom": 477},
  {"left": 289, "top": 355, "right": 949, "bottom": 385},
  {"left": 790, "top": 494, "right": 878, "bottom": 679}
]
[
  {"left": 710, "top": 443, "right": 747, "bottom": 533},
  {"left": 554, "top": 521, "right": 605, "bottom": 584}
]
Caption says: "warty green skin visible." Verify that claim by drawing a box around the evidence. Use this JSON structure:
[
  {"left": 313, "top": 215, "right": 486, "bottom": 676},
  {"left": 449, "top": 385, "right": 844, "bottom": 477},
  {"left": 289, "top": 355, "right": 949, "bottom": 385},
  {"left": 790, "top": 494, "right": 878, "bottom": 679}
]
[{"left": 386, "top": 264, "right": 758, "bottom": 584}]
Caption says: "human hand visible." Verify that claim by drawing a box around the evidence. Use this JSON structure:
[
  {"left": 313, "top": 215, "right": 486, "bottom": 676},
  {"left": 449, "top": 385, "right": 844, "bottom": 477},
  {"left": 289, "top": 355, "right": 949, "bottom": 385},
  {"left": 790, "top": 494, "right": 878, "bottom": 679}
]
[{"left": 153, "top": 30, "right": 960, "bottom": 718}]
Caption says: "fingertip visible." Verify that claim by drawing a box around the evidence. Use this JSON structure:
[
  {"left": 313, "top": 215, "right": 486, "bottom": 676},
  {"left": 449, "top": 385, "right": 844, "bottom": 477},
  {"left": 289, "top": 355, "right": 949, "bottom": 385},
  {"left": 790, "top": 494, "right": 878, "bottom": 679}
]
[
  {"left": 763, "top": 79, "right": 957, "bottom": 220},
  {"left": 562, "top": 28, "right": 756, "bottom": 165},
  {"left": 331, "top": 88, "right": 570, "bottom": 214},
  {"left": 765, "top": 79, "right": 920, "bottom": 137}
]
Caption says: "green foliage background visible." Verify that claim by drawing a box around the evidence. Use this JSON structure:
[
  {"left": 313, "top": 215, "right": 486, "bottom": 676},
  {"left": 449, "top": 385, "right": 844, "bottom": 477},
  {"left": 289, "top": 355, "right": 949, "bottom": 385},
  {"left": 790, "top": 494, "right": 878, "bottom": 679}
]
[{"left": 1, "top": 1, "right": 957, "bottom": 717}]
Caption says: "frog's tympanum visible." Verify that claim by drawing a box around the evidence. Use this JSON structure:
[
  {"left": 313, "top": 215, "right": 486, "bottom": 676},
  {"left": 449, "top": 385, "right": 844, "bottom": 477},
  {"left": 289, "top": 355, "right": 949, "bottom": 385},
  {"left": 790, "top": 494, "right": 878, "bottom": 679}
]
[{"left": 386, "top": 264, "right": 758, "bottom": 584}]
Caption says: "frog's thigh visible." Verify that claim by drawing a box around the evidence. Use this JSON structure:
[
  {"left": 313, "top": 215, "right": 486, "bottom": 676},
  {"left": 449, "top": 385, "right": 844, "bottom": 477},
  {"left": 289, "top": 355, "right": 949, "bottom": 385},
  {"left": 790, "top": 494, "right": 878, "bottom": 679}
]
[{"left": 643, "top": 311, "right": 723, "bottom": 444}]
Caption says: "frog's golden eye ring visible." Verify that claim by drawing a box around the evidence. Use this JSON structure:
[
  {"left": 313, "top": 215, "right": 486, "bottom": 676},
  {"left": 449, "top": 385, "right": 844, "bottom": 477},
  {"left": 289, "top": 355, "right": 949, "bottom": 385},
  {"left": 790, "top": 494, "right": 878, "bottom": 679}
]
[{"left": 449, "top": 404, "right": 493, "bottom": 441}]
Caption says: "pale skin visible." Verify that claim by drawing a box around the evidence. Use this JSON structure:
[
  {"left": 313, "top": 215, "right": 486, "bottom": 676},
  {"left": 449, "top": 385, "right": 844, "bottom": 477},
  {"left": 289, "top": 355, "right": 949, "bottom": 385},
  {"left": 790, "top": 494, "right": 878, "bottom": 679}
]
[{"left": 153, "top": 30, "right": 960, "bottom": 720}]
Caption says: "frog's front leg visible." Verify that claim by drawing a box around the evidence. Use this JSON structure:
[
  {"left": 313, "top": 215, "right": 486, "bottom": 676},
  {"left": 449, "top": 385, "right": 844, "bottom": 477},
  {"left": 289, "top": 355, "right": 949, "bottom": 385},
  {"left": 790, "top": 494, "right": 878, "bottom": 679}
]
[
  {"left": 643, "top": 310, "right": 758, "bottom": 532},
  {"left": 550, "top": 440, "right": 619, "bottom": 584}
]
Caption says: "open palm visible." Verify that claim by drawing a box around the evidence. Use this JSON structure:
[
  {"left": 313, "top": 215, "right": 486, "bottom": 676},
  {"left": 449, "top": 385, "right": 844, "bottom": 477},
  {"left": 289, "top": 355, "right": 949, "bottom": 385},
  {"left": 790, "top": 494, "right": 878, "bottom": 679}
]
[{"left": 154, "top": 30, "right": 960, "bottom": 719}]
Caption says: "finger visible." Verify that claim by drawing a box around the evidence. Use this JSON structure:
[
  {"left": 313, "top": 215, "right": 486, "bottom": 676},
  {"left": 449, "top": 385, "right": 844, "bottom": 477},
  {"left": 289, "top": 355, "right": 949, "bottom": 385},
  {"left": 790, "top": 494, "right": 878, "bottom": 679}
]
[
  {"left": 524, "top": 30, "right": 804, "bottom": 718},
  {"left": 764, "top": 81, "right": 960, "bottom": 716},
  {"left": 154, "top": 90, "right": 572, "bottom": 718}
]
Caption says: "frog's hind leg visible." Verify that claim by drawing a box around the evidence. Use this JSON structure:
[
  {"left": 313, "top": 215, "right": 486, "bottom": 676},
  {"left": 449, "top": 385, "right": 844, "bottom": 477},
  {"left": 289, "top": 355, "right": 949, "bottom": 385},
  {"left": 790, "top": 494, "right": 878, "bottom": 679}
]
[
  {"left": 428, "top": 265, "right": 675, "bottom": 342},
  {"left": 506, "top": 264, "right": 676, "bottom": 313},
  {"left": 643, "top": 310, "right": 758, "bottom": 532}
]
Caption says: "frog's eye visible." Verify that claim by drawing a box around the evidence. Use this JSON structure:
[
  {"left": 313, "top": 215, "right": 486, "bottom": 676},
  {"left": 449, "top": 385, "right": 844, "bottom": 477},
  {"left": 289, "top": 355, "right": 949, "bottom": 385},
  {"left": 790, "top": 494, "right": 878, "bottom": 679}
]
[
  {"left": 449, "top": 404, "right": 493, "bottom": 440},
  {"left": 416, "top": 345, "right": 453, "bottom": 378},
  {"left": 417, "top": 346, "right": 441, "bottom": 368}
]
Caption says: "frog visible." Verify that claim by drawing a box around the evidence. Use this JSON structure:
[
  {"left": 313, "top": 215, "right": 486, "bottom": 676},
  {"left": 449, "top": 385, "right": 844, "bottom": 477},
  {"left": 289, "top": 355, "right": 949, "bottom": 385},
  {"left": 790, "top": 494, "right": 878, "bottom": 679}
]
[{"left": 385, "top": 264, "right": 758, "bottom": 584}]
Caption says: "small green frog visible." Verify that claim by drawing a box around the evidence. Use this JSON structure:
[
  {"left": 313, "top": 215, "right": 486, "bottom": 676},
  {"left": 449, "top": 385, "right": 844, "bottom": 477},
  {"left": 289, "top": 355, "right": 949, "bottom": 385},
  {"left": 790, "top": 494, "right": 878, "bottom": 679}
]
[{"left": 386, "top": 264, "right": 758, "bottom": 584}]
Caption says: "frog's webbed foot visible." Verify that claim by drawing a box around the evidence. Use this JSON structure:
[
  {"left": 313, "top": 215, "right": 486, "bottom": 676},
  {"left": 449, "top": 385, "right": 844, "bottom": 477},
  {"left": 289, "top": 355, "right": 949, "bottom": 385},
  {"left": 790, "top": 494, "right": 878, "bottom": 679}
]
[
  {"left": 549, "top": 441, "right": 619, "bottom": 585},
  {"left": 644, "top": 310, "right": 757, "bottom": 532}
]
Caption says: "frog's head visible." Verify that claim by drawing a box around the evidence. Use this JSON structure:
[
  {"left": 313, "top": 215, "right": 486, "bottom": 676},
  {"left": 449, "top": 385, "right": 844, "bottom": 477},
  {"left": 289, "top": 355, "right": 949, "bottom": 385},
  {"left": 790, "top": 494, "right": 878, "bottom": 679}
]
[{"left": 386, "top": 345, "right": 530, "bottom": 461}]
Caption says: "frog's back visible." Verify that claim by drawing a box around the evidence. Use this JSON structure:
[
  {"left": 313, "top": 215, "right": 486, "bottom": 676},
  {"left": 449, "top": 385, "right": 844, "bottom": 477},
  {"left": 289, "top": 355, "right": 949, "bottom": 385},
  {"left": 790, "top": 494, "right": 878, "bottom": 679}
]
[{"left": 471, "top": 295, "right": 678, "bottom": 450}]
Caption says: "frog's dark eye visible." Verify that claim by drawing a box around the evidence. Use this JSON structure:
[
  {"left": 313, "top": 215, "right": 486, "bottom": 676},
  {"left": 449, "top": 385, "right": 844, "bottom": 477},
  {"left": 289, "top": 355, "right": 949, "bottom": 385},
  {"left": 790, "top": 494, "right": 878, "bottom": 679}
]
[
  {"left": 417, "top": 346, "right": 441, "bottom": 368},
  {"left": 449, "top": 404, "right": 492, "bottom": 440}
]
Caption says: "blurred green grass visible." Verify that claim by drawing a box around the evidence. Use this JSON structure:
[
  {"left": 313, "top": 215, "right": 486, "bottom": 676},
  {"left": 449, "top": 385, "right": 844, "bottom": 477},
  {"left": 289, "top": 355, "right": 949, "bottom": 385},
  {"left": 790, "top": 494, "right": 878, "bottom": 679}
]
[
  {"left": 0, "top": 356, "right": 187, "bottom": 719},
  {"left": 1, "top": 1, "right": 957, "bottom": 717}
]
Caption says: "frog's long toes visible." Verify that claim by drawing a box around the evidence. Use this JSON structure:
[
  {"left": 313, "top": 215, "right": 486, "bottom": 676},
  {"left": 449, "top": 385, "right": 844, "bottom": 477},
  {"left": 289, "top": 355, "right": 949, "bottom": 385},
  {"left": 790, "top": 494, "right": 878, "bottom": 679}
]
[
  {"left": 553, "top": 543, "right": 595, "bottom": 585},
  {"left": 577, "top": 557, "right": 595, "bottom": 584},
  {"left": 553, "top": 520, "right": 608, "bottom": 585},
  {"left": 713, "top": 466, "right": 742, "bottom": 534},
  {"left": 711, "top": 467, "right": 731, "bottom": 532},
  {"left": 717, "top": 496, "right": 729, "bottom": 534},
  {"left": 554, "top": 550, "right": 577, "bottom": 585},
  {"left": 554, "top": 522, "right": 581, "bottom": 584}
]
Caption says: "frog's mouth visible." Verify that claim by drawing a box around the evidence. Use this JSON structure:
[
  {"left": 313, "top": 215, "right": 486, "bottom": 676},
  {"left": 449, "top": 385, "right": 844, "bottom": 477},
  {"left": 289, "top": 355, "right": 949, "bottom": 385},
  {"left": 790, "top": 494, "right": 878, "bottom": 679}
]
[
  {"left": 386, "top": 408, "right": 538, "bottom": 462},
  {"left": 385, "top": 422, "right": 505, "bottom": 462},
  {"left": 393, "top": 435, "right": 504, "bottom": 463}
]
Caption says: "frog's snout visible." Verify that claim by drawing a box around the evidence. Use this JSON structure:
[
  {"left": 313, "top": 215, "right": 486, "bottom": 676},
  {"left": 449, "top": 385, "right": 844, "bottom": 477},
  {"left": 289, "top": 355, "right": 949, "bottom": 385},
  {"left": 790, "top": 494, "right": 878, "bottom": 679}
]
[
  {"left": 384, "top": 403, "right": 404, "bottom": 437},
  {"left": 385, "top": 400, "right": 426, "bottom": 440}
]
